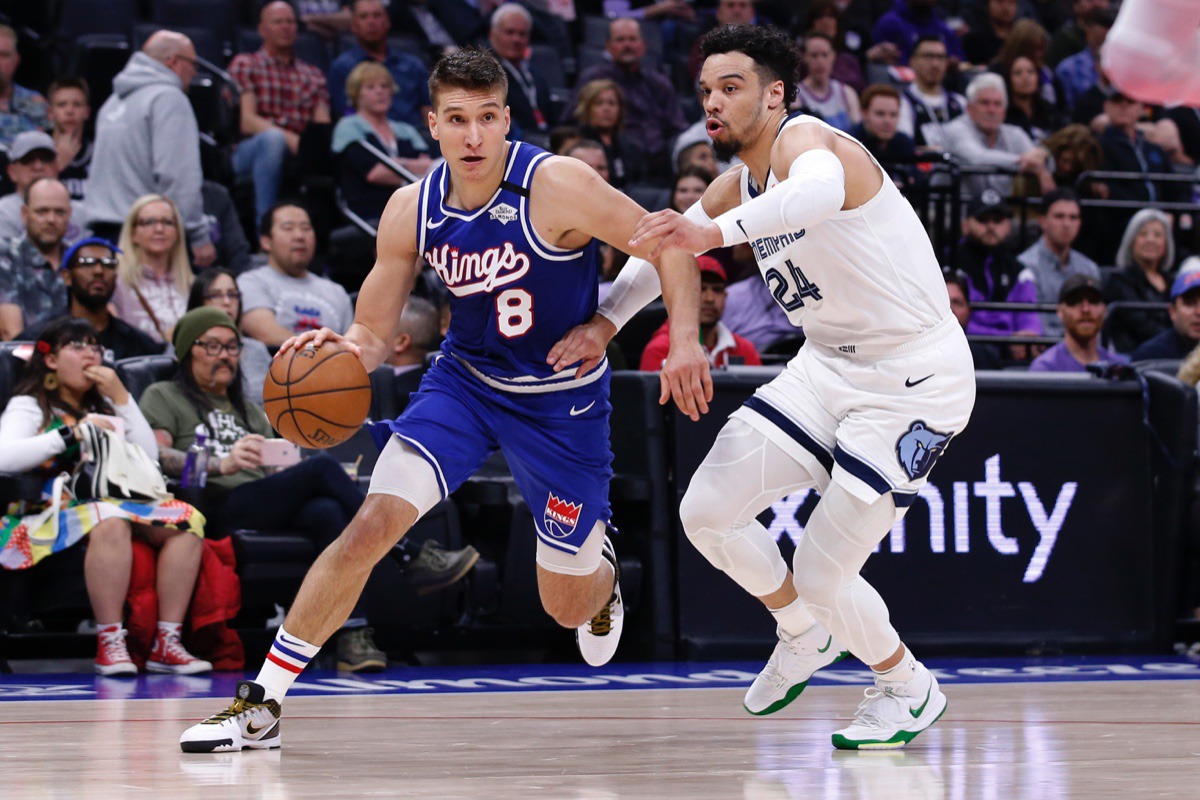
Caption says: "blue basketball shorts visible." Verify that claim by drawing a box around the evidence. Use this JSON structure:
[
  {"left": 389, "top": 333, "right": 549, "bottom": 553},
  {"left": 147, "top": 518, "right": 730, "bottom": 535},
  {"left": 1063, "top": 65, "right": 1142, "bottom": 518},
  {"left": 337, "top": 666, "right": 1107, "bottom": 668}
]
[{"left": 372, "top": 355, "right": 613, "bottom": 561}]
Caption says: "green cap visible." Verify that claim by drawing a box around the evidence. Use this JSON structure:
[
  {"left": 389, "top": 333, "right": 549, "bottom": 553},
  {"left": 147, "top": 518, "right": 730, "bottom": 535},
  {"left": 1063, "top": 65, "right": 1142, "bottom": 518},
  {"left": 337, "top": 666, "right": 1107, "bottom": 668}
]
[{"left": 173, "top": 306, "right": 239, "bottom": 355}]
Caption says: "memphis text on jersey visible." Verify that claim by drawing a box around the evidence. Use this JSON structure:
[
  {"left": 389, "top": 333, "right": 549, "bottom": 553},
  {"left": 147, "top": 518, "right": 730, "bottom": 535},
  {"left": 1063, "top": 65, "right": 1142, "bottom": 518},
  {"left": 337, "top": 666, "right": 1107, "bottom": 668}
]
[
  {"left": 424, "top": 241, "right": 531, "bottom": 297},
  {"left": 749, "top": 229, "right": 805, "bottom": 262}
]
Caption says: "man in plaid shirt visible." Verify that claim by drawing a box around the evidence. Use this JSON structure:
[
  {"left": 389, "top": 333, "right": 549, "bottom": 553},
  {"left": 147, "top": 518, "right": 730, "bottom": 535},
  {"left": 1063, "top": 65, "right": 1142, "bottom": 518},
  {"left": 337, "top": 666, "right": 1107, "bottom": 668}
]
[{"left": 229, "top": 1, "right": 331, "bottom": 219}]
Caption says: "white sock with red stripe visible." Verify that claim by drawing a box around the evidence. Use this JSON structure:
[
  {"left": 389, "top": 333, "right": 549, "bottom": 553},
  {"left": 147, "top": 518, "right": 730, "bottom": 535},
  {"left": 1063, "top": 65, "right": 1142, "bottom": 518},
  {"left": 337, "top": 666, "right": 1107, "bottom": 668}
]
[{"left": 255, "top": 626, "right": 320, "bottom": 702}]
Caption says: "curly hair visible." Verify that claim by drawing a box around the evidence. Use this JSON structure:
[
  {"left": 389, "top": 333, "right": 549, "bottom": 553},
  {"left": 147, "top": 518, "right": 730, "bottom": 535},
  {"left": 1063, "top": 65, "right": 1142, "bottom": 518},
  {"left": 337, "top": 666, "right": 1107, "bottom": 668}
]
[
  {"left": 698, "top": 24, "right": 801, "bottom": 106},
  {"left": 428, "top": 47, "right": 508, "bottom": 109}
]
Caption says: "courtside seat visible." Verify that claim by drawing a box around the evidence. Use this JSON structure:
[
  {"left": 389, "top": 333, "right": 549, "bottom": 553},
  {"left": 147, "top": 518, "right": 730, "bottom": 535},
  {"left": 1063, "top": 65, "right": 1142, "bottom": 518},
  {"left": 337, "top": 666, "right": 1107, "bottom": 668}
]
[{"left": 115, "top": 354, "right": 176, "bottom": 402}]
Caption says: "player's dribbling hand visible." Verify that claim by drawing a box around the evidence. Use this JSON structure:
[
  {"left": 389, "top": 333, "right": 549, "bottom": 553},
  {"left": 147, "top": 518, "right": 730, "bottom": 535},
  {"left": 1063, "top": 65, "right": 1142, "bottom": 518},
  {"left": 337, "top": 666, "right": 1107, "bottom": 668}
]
[
  {"left": 277, "top": 328, "right": 363, "bottom": 361},
  {"left": 659, "top": 340, "right": 712, "bottom": 422},
  {"left": 629, "top": 209, "right": 723, "bottom": 260},
  {"left": 547, "top": 314, "right": 618, "bottom": 379}
]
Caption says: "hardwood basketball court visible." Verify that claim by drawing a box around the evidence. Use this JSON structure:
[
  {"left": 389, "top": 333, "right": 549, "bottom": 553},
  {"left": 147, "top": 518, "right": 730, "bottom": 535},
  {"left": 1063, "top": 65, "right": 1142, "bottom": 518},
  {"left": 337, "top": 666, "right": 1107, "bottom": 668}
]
[{"left": 2, "top": 656, "right": 1197, "bottom": 798}]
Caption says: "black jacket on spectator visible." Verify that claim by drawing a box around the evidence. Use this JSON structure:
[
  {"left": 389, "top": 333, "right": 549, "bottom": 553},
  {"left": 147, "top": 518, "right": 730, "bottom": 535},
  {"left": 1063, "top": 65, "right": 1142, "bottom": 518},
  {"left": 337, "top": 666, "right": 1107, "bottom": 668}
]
[
  {"left": 22, "top": 316, "right": 163, "bottom": 362},
  {"left": 1091, "top": 127, "right": 1183, "bottom": 265},
  {"left": 1103, "top": 267, "right": 1172, "bottom": 354},
  {"left": 498, "top": 57, "right": 554, "bottom": 135},
  {"left": 1071, "top": 85, "right": 1106, "bottom": 127},
  {"left": 389, "top": 0, "right": 482, "bottom": 50},
  {"left": 901, "top": 85, "right": 966, "bottom": 148},
  {"left": 339, "top": 131, "right": 425, "bottom": 224},
  {"left": 1005, "top": 102, "right": 1068, "bottom": 144},
  {"left": 848, "top": 123, "right": 916, "bottom": 186},
  {"left": 202, "top": 181, "right": 252, "bottom": 275},
  {"left": 1166, "top": 105, "right": 1200, "bottom": 164},
  {"left": 955, "top": 237, "right": 1026, "bottom": 304},
  {"left": 579, "top": 125, "right": 645, "bottom": 188},
  {"left": 1130, "top": 327, "right": 1195, "bottom": 361}
]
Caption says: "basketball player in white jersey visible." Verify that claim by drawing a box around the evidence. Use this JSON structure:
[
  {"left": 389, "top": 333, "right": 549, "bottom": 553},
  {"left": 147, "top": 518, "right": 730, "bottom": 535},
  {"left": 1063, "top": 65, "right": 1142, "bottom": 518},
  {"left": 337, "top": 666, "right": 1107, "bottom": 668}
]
[
  {"left": 550, "top": 25, "right": 975, "bottom": 750},
  {"left": 1104, "top": 0, "right": 1200, "bottom": 107}
]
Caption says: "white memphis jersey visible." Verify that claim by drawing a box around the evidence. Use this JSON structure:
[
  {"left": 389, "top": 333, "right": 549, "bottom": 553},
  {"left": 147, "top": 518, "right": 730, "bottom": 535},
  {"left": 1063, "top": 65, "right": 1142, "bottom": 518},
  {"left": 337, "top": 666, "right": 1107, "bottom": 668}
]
[{"left": 739, "top": 114, "right": 950, "bottom": 348}]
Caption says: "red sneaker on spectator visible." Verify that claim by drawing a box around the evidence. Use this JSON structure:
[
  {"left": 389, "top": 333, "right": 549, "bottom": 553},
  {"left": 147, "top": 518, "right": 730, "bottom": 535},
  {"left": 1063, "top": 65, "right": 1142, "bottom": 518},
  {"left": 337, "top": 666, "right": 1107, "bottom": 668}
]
[
  {"left": 95, "top": 627, "right": 138, "bottom": 677},
  {"left": 147, "top": 628, "right": 213, "bottom": 675}
]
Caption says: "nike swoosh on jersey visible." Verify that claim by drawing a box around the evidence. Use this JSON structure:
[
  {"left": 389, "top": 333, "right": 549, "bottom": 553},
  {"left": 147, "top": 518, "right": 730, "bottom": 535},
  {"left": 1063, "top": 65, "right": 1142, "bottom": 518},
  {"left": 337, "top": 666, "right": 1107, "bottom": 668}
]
[
  {"left": 905, "top": 374, "right": 934, "bottom": 388},
  {"left": 426, "top": 217, "right": 446, "bottom": 229},
  {"left": 569, "top": 401, "right": 596, "bottom": 416}
]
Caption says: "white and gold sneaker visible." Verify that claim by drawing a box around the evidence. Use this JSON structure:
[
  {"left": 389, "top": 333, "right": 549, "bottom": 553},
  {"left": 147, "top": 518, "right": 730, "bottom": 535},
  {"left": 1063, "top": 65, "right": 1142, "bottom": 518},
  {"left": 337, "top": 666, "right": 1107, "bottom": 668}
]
[
  {"left": 575, "top": 535, "right": 624, "bottom": 667},
  {"left": 180, "top": 681, "right": 282, "bottom": 753}
]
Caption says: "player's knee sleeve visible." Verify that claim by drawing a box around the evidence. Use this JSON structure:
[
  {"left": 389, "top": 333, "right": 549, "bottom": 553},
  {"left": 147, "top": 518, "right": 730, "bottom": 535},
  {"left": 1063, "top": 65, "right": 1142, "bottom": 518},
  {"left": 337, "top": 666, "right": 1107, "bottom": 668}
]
[
  {"left": 793, "top": 484, "right": 896, "bottom": 606},
  {"left": 367, "top": 436, "right": 444, "bottom": 518},
  {"left": 680, "top": 481, "right": 789, "bottom": 597}
]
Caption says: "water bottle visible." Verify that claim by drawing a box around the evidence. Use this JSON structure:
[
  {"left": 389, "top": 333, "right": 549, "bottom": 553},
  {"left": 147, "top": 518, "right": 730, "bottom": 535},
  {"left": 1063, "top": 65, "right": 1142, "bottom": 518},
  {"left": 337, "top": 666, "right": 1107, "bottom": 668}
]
[{"left": 181, "top": 426, "right": 210, "bottom": 489}]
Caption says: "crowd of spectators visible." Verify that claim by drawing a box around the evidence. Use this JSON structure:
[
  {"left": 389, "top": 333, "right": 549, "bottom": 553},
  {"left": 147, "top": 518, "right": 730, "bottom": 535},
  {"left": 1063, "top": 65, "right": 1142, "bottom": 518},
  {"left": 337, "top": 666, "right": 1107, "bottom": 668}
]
[{"left": 5, "top": 0, "right": 1200, "bottom": 667}]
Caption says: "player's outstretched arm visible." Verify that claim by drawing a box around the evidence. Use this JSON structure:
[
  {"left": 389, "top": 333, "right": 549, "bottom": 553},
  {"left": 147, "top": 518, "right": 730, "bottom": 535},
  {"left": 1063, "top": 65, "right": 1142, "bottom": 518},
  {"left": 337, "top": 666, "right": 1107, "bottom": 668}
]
[
  {"left": 1104, "top": 0, "right": 1200, "bottom": 106},
  {"left": 630, "top": 123, "right": 852, "bottom": 259},
  {"left": 277, "top": 185, "right": 423, "bottom": 372},
  {"left": 538, "top": 157, "right": 712, "bottom": 420}
]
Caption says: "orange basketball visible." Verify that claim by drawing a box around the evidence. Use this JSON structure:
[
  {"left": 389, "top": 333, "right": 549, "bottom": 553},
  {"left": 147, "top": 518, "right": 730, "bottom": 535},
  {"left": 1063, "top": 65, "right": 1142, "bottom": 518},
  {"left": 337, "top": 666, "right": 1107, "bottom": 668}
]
[{"left": 262, "top": 343, "right": 371, "bottom": 448}]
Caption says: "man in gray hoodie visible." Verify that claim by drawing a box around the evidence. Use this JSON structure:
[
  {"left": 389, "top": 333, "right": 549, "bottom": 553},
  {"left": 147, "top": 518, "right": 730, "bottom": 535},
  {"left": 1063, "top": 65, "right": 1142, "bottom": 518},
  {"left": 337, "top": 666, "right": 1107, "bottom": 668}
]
[{"left": 83, "top": 31, "right": 216, "bottom": 267}]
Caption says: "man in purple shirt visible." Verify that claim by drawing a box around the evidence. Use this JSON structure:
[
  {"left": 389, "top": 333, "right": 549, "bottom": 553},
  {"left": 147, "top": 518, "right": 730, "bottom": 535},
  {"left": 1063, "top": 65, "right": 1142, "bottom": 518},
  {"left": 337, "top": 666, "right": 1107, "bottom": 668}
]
[
  {"left": 1029, "top": 274, "right": 1128, "bottom": 372},
  {"left": 872, "top": 0, "right": 965, "bottom": 66},
  {"left": 566, "top": 18, "right": 686, "bottom": 171},
  {"left": 959, "top": 190, "right": 1042, "bottom": 339}
]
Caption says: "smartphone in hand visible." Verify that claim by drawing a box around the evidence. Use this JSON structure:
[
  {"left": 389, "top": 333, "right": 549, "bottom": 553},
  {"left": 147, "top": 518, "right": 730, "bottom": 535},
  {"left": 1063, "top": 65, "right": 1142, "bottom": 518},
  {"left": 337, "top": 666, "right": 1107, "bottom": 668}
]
[{"left": 259, "top": 439, "right": 301, "bottom": 467}]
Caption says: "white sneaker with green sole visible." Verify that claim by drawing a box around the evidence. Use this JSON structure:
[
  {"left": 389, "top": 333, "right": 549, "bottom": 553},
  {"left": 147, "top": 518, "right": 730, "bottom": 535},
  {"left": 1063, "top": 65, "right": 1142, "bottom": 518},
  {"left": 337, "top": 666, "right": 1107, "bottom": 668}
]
[
  {"left": 743, "top": 625, "right": 849, "bottom": 715},
  {"left": 831, "top": 666, "right": 947, "bottom": 750}
]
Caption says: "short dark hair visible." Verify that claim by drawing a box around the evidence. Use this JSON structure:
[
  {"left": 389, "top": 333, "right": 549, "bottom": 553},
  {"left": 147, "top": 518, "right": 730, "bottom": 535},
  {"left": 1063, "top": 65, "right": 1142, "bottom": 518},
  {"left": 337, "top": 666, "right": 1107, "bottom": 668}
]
[
  {"left": 259, "top": 200, "right": 310, "bottom": 238},
  {"left": 698, "top": 24, "right": 801, "bottom": 106},
  {"left": 48, "top": 76, "right": 90, "bottom": 103},
  {"left": 428, "top": 48, "right": 508, "bottom": 110},
  {"left": 944, "top": 269, "right": 970, "bottom": 299},
  {"left": 912, "top": 35, "right": 947, "bottom": 53},
  {"left": 1040, "top": 187, "right": 1080, "bottom": 213}
]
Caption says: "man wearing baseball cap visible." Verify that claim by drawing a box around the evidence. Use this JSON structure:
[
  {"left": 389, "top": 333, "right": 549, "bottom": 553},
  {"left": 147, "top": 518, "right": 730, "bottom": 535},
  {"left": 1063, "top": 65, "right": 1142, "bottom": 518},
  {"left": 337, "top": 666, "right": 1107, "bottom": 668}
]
[
  {"left": 0, "top": 130, "right": 84, "bottom": 242},
  {"left": 640, "top": 256, "right": 761, "bottom": 370},
  {"left": 1029, "top": 273, "right": 1128, "bottom": 372},
  {"left": 1131, "top": 267, "right": 1200, "bottom": 360},
  {"left": 20, "top": 237, "right": 162, "bottom": 361},
  {"left": 958, "top": 190, "right": 1042, "bottom": 346}
]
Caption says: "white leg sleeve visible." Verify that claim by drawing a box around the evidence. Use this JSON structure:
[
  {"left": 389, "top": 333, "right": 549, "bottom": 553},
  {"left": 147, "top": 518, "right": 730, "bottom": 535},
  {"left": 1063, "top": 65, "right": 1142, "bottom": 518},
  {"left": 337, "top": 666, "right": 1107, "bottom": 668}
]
[
  {"left": 792, "top": 482, "right": 902, "bottom": 666},
  {"left": 1104, "top": 0, "right": 1200, "bottom": 106},
  {"left": 679, "top": 418, "right": 818, "bottom": 598}
]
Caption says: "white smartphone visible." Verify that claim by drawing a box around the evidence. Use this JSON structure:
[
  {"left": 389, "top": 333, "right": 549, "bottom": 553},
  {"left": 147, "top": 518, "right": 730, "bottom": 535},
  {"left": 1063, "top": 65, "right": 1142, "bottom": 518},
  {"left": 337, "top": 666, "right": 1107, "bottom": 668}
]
[{"left": 259, "top": 439, "right": 301, "bottom": 467}]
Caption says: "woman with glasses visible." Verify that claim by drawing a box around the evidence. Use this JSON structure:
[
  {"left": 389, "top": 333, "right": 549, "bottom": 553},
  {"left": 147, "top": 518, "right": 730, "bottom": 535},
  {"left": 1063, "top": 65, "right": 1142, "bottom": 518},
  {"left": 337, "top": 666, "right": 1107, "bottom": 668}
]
[
  {"left": 187, "top": 268, "right": 271, "bottom": 406},
  {"left": 111, "top": 194, "right": 194, "bottom": 347},
  {"left": 0, "top": 317, "right": 210, "bottom": 676}
]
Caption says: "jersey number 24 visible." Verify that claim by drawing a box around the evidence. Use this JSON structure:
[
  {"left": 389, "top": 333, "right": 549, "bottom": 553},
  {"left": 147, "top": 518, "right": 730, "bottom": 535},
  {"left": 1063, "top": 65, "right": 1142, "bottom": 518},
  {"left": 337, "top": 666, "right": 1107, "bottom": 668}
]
[{"left": 765, "top": 259, "right": 822, "bottom": 312}]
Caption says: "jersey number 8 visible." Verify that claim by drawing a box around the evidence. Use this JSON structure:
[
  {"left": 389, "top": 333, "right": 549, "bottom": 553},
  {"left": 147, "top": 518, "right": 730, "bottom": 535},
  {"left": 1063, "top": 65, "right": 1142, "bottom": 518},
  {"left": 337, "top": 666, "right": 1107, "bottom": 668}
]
[{"left": 496, "top": 288, "right": 534, "bottom": 338}]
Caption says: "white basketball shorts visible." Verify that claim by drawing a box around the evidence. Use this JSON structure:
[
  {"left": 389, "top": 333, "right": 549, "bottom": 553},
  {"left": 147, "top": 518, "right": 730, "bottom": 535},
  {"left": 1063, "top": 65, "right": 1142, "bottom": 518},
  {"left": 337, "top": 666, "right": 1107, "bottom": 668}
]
[{"left": 731, "top": 315, "right": 976, "bottom": 507}]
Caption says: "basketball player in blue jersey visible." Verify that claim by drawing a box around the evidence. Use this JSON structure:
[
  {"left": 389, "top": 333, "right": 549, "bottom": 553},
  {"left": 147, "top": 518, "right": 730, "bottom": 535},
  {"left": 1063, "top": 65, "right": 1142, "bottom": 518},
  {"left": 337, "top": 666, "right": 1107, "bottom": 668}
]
[
  {"left": 552, "top": 25, "right": 975, "bottom": 750},
  {"left": 179, "top": 49, "right": 711, "bottom": 754}
]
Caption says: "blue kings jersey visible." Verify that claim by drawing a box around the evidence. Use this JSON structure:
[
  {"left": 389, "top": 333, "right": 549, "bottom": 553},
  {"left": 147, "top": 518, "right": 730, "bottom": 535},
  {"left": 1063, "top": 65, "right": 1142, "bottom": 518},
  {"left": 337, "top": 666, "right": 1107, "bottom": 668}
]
[{"left": 416, "top": 141, "right": 605, "bottom": 393}]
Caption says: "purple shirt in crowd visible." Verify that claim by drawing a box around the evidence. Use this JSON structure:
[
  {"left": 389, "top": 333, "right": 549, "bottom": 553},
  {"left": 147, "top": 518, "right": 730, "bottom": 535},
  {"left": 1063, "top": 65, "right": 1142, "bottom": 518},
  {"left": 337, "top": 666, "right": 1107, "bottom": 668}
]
[
  {"left": 1028, "top": 342, "right": 1129, "bottom": 373},
  {"left": 964, "top": 271, "right": 1042, "bottom": 337}
]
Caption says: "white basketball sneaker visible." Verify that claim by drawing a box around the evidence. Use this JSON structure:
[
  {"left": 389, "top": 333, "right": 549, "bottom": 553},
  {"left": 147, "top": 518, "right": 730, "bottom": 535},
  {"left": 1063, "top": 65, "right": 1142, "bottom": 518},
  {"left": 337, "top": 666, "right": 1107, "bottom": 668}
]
[
  {"left": 575, "top": 535, "right": 623, "bottom": 667},
  {"left": 831, "top": 665, "right": 947, "bottom": 750},
  {"left": 744, "top": 625, "right": 849, "bottom": 715},
  {"left": 180, "top": 681, "right": 282, "bottom": 753}
]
